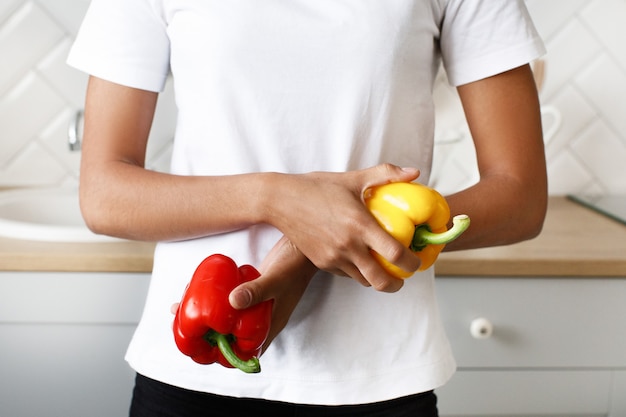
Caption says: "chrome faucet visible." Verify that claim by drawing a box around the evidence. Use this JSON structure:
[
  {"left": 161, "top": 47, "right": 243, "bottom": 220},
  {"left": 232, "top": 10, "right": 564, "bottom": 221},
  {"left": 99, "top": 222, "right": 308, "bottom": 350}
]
[{"left": 68, "top": 110, "right": 83, "bottom": 151}]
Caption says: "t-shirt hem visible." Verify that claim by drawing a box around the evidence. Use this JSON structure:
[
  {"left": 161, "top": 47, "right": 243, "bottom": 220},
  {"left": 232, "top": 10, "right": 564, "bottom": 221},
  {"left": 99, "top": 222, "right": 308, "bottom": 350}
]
[{"left": 126, "top": 353, "right": 457, "bottom": 406}]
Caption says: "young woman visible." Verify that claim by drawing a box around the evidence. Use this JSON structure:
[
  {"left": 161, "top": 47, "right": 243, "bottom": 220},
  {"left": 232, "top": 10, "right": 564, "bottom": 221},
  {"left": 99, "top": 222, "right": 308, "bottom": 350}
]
[{"left": 68, "top": 1, "right": 547, "bottom": 415}]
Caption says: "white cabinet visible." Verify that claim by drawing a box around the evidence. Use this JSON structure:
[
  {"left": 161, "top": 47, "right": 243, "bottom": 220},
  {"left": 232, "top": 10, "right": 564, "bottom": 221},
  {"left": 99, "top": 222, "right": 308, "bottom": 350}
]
[
  {"left": 435, "top": 277, "right": 626, "bottom": 417},
  {"left": 0, "top": 272, "right": 150, "bottom": 417},
  {"left": 3, "top": 272, "right": 625, "bottom": 416}
]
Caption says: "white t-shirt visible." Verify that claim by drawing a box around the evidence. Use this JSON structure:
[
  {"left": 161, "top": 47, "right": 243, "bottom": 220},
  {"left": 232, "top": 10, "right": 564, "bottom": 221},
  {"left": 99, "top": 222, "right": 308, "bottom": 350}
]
[{"left": 68, "top": 0, "right": 544, "bottom": 406}]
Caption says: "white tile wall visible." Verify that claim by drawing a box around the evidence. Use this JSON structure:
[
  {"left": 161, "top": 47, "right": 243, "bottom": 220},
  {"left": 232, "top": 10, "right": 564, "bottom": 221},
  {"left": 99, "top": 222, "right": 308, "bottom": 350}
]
[
  {"left": 432, "top": 0, "right": 626, "bottom": 196},
  {"left": 0, "top": 0, "right": 176, "bottom": 187},
  {"left": 1, "top": 1, "right": 625, "bottom": 195},
  {"left": 536, "top": 0, "right": 626, "bottom": 195}
]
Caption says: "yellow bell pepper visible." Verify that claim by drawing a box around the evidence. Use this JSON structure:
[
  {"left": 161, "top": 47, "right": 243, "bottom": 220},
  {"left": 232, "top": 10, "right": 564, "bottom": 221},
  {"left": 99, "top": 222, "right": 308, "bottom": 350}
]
[{"left": 364, "top": 182, "right": 470, "bottom": 277}]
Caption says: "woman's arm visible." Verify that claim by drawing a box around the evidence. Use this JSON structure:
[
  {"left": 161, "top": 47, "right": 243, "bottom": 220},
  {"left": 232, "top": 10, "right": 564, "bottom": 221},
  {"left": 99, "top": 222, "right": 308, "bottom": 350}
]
[
  {"left": 444, "top": 64, "right": 548, "bottom": 251},
  {"left": 80, "top": 76, "right": 421, "bottom": 291}
]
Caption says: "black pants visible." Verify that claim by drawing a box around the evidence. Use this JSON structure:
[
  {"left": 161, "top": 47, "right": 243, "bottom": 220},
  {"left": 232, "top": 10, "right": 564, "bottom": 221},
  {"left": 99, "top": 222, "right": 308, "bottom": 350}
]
[{"left": 130, "top": 373, "right": 439, "bottom": 417}]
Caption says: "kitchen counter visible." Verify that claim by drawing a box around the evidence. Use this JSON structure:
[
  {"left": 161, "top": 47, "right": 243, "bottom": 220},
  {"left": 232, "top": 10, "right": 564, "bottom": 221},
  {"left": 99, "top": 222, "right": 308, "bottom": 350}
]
[
  {"left": 0, "top": 197, "right": 625, "bottom": 276},
  {"left": 0, "top": 237, "right": 155, "bottom": 272},
  {"left": 436, "top": 196, "right": 626, "bottom": 277}
]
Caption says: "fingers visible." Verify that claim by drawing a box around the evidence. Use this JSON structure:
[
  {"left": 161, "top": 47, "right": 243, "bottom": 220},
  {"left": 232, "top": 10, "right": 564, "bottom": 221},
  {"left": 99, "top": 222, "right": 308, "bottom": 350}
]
[
  {"left": 368, "top": 227, "right": 422, "bottom": 276},
  {"left": 170, "top": 302, "right": 179, "bottom": 315},
  {"left": 338, "top": 261, "right": 405, "bottom": 293},
  {"left": 298, "top": 209, "right": 417, "bottom": 291},
  {"left": 363, "top": 267, "right": 405, "bottom": 293},
  {"left": 353, "top": 164, "right": 421, "bottom": 289},
  {"left": 321, "top": 237, "right": 409, "bottom": 292},
  {"left": 327, "top": 264, "right": 371, "bottom": 287}
]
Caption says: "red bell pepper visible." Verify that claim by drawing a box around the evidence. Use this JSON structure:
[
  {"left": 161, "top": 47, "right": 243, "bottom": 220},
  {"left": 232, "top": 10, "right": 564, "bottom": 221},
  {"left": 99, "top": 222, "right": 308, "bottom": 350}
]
[{"left": 172, "top": 254, "right": 273, "bottom": 373}]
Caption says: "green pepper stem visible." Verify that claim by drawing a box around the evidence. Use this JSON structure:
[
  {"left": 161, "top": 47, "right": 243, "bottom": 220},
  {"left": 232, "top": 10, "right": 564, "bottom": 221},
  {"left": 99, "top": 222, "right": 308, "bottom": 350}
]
[
  {"left": 411, "top": 214, "right": 470, "bottom": 251},
  {"left": 207, "top": 331, "right": 261, "bottom": 373}
]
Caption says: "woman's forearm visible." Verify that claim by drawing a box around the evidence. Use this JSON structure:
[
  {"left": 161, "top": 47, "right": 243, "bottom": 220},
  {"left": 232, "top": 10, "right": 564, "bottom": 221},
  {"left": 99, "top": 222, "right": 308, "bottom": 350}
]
[
  {"left": 79, "top": 161, "right": 270, "bottom": 241},
  {"left": 443, "top": 173, "right": 547, "bottom": 252}
]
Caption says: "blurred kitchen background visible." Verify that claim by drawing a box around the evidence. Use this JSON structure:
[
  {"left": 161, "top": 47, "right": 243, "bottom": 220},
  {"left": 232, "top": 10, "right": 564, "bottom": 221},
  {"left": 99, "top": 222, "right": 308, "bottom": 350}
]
[{"left": 1, "top": 0, "right": 626, "bottom": 194}]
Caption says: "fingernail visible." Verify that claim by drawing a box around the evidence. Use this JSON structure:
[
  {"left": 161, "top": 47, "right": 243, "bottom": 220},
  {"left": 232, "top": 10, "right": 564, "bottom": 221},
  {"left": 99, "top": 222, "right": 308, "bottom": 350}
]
[
  {"left": 401, "top": 167, "right": 419, "bottom": 174},
  {"left": 229, "top": 288, "right": 252, "bottom": 309}
]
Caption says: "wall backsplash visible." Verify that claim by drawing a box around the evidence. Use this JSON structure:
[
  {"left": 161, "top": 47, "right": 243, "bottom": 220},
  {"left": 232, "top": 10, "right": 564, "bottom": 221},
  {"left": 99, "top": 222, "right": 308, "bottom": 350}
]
[{"left": 2, "top": 0, "right": 625, "bottom": 195}]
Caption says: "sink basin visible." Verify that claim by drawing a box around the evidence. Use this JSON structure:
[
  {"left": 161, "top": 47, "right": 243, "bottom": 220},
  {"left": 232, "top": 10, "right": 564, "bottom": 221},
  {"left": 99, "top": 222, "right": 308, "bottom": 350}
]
[{"left": 0, "top": 187, "right": 121, "bottom": 242}]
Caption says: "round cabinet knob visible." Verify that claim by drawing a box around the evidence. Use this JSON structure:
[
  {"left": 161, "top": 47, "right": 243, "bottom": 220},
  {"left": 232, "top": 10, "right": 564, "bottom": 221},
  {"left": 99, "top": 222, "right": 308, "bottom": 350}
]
[{"left": 470, "top": 317, "right": 493, "bottom": 339}]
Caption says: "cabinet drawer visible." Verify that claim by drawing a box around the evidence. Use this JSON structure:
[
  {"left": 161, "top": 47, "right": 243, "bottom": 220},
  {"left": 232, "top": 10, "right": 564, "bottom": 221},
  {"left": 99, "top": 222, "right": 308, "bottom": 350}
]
[
  {"left": 435, "top": 278, "right": 626, "bottom": 368},
  {"left": 436, "top": 370, "right": 612, "bottom": 416}
]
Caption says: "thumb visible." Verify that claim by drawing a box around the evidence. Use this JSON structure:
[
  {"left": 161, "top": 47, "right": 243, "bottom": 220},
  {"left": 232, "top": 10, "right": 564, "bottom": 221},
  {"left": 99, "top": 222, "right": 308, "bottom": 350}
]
[
  {"left": 360, "top": 164, "right": 420, "bottom": 192},
  {"left": 229, "top": 235, "right": 297, "bottom": 309},
  {"left": 229, "top": 275, "right": 277, "bottom": 310}
]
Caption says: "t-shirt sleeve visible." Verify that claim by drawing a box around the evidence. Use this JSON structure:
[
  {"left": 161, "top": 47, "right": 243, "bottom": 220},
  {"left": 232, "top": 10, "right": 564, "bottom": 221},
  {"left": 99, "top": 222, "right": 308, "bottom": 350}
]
[
  {"left": 440, "top": 0, "right": 546, "bottom": 87},
  {"left": 67, "top": 0, "right": 170, "bottom": 92}
]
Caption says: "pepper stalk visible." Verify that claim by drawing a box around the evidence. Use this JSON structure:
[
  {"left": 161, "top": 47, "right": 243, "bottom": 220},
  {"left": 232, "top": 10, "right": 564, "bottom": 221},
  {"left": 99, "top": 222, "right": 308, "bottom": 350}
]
[
  {"left": 411, "top": 214, "right": 471, "bottom": 251},
  {"left": 205, "top": 330, "right": 261, "bottom": 374}
]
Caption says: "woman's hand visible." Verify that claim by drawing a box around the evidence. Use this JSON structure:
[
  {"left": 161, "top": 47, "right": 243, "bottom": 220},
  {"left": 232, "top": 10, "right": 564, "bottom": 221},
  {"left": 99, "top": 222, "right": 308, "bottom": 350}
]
[
  {"left": 229, "top": 235, "right": 317, "bottom": 352},
  {"left": 260, "top": 164, "right": 421, "bottom": 293},
  {"left": 169, "top": 236, "right": 314, "bottom": 353}
]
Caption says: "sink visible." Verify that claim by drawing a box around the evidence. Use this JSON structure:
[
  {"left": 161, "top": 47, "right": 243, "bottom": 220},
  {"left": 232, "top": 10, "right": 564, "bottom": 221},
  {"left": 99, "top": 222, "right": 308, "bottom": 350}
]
[{"left": 0, "top": 187, "right": 121, "bottom": 242}]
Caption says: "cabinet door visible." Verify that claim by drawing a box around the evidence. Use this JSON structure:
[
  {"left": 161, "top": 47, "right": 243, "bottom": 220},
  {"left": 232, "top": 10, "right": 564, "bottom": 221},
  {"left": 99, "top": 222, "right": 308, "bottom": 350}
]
[
  {"left": 0, "top": 272, "right": 150, "bottom": 417},
  {"left": 1, "top": 324, "right": 138, "bottom": 417}
]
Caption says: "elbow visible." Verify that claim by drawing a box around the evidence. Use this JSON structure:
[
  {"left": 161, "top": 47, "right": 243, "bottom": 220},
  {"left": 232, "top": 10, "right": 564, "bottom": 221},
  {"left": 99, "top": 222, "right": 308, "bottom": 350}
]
[
  {"left": 79, "top": 199, "right": 108, "bottom": 236},
  {"left": 519, "top": 212, "right": 545, "bottom": 241},
  {"left": 79, "top": 188, "right": 117, "bottom": 237},
  {"left": 81, "top": 215, "right": 109, "bottom": 237},
  {"left": 515, "top": 193, "right": 548, "bottom": 242},
  {"left": 508, "top": 169, "right": 548, "bottom": 243}
]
